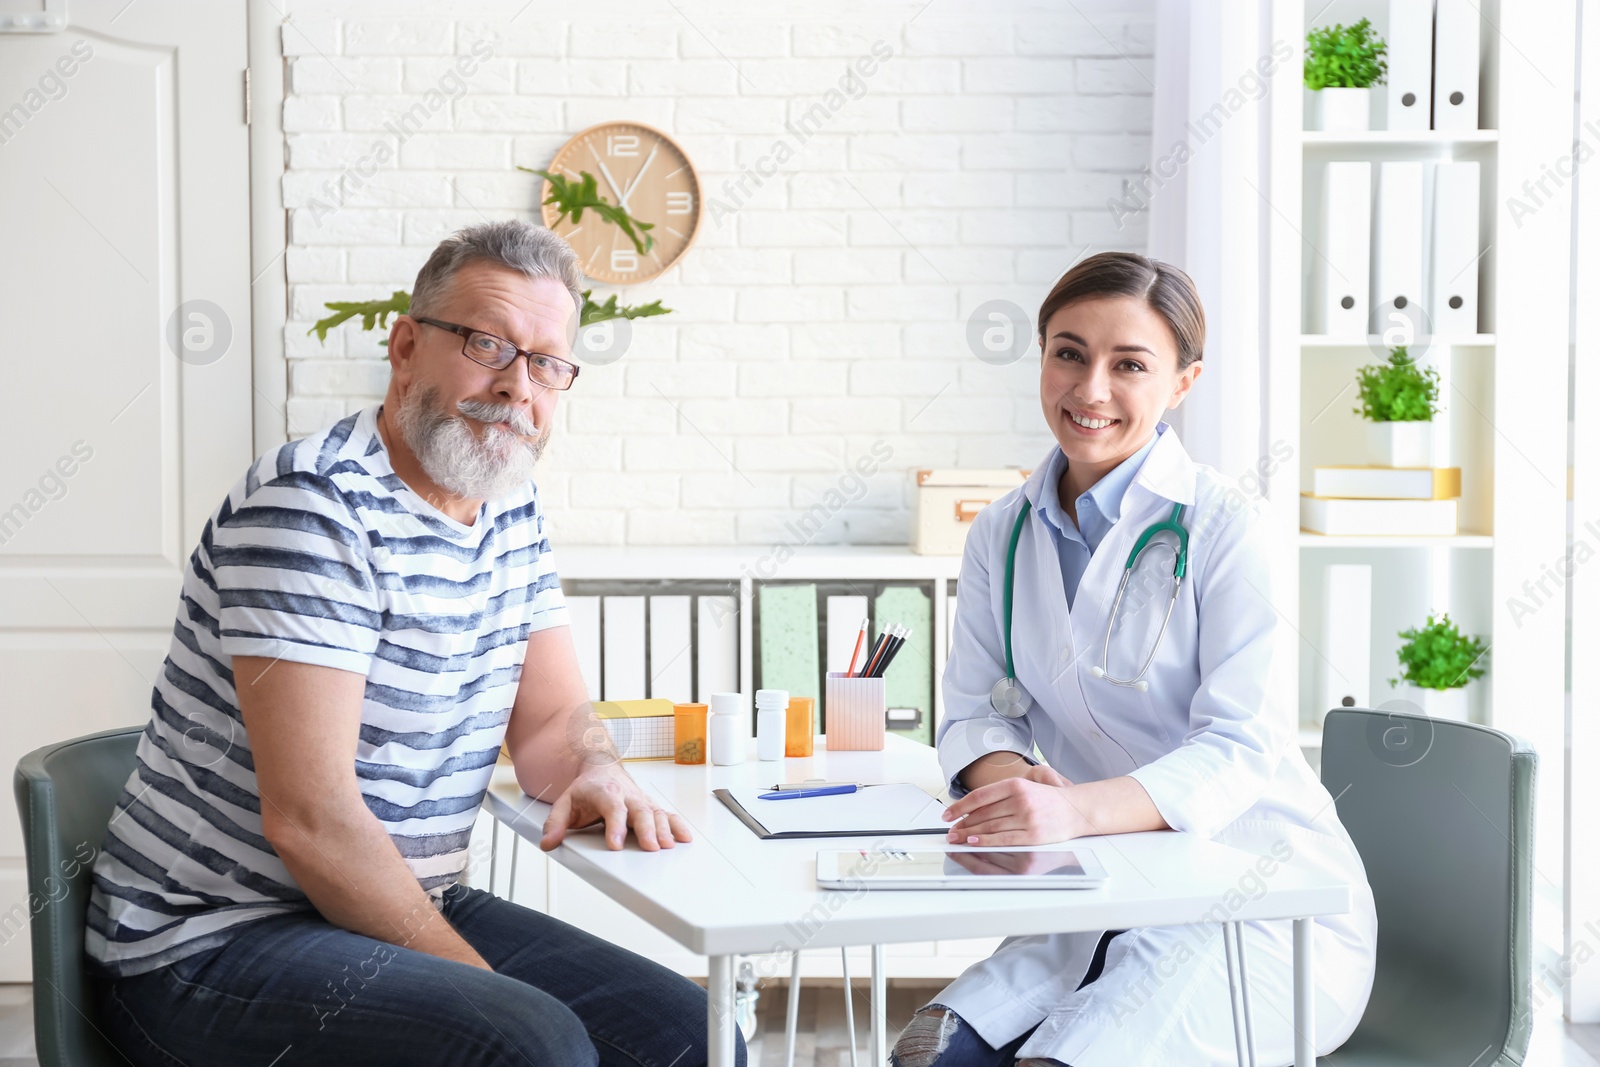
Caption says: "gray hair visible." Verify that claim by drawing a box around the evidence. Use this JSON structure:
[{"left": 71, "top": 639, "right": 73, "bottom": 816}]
[{"left": 410, "top": 220, "right": 585, "bottom": 324}]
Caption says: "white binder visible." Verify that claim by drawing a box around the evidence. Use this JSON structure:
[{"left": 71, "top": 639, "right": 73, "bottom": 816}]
[
  {"left": 1429, "top": 161, "right": 1481, "bottom": 338},
  {"left": 1372, "top": 161, "right": 1426, "bottom": 336},
  {"left": 825, "top": 595, "right": 869, "bottom": 675},
  {"left": 1386, "top": 0, "right": 1434, "bottom": 131},
  {"left": 648, "top": 595, "right": 693, "bottom": 703},
  {"left": 1318, "top": 161, "right": 1371, "bottom": 336},
  {"left": 1433, "top": 0, "right": 1481, "bottom": 130},
  {"left": 696, "top": 595, "right": 739, "bottom": 703},
  {"left": 1319, "top": 563, "right": 1372, "bottom": 718},
  {"left": 602, "top": 595, "right": 646, "bottom": 701},
  {"left": 567, "top": 595, "right": 602, "bottom": 701}
]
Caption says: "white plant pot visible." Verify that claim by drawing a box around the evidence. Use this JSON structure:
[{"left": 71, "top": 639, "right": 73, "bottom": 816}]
[
  {"left": 1367, "top": 421, "right": 1434, "bottom": 467},
  {"left": 1396, "top": 683, "right": 1470, "bottom": 722},
  {"left": 1309, "top": 87, "right": 1371, "bottom": 132}
]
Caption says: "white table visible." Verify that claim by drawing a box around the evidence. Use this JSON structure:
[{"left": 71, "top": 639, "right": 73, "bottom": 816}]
[{"left": 485, "top": 736, "right": 1349, "bottom": 1067}]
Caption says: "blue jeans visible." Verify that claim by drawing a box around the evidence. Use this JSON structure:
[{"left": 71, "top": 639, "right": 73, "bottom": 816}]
[{"left": 93, "top": 883, "right": 747, "bottom": 1067}]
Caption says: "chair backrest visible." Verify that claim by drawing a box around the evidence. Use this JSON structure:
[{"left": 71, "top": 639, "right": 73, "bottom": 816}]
[
  {"left": 14, "top": 726, "right": 143, "bottom": 1067},
  {"left": 1320, "top": 707, "right": 1535, "bottom": 1065}
]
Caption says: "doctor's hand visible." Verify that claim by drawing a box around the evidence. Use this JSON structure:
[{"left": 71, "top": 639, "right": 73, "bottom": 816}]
[
  {"left": 942, "top": 764, "right": 1092, "bottom": 847},
  {"left": 540, "top": 764, "right": 692, "bottom": 853}
]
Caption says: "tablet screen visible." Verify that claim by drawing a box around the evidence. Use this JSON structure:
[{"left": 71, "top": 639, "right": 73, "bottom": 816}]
[{"left": 849, "top": 848, "right": 1088, "bottom": 879}]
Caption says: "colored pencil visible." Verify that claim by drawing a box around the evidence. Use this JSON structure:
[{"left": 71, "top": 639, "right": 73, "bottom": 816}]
[{"left": 845, "top": 617, "right": 869, "bottom": 677}]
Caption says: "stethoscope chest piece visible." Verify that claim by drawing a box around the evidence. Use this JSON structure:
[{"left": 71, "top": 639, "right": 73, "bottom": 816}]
[
  {"left": 990, "top": 676, "right": 1031, "bottom": 718},
  {"left": 994, "top": 495, "right": 1190, "bottom": 706}
]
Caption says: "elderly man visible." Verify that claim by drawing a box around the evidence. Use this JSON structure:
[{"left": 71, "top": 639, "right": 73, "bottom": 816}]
[{"left": 85, "top": 221, "right": 743, "bottom": 1066}]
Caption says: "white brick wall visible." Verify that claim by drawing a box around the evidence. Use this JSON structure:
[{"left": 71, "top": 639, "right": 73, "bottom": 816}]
[{"left": 278, "top": 0, "right": 1154, "bottom": 546}]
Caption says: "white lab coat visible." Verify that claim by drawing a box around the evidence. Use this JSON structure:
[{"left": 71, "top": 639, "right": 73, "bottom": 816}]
[{"left": 934, "top": 427, "right": 1377, "bottom": 1067}]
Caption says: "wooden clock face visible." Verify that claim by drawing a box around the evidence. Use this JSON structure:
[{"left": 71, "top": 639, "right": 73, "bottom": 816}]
[{"left": 541, "top": 121, "right": 701, "bottom": 286}]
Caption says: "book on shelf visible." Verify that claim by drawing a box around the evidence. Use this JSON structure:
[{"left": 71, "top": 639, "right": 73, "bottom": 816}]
[
  {"left": 1310, "top": 466, "right": 1462, "bottom": 500},
  {"left": 1299, "top": 494, "right": 1458, "bottom": 537}
]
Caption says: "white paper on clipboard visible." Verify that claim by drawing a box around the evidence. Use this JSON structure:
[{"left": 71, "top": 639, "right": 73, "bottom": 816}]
[{"left": 715, "top": 783, "right": 949, "bottom": 839}]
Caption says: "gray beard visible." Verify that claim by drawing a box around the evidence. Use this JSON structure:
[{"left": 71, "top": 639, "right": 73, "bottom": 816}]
[{"left": 389, "top": 385, "right": 544, "bottom": 503}]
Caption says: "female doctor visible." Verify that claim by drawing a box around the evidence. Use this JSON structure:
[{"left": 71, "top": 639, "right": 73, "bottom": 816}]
[{"left": 890, "top": 253, "right": 1377, "bottom": 1067}]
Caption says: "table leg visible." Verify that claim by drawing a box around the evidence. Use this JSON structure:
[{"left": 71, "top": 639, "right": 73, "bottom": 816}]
[
  {"left": 840, "top": 948, "right": 858, "bottom": 1067},
  {"left": 785, "top": 952, "right": 801, "bottom": 1067},
  {"left": 708, "top": 954, "right": 737, "bottom": 1067},
  {"left": 1233, "top": 923, "right": 1258, "bottom": 1067},
  {"left": 870, "top": 944, "right": 886, "bottom": 1066},
  {"left": 1293, "top": 918, "right": 1315, "bottom": 1067},
  {"left": 1223, "top": 923, "right": 1247, "bottom": 1067},
  {"left": 508, "top": 834, "right": 519, "bottom": 902},
  {"left": 489, "top": 820, "right": 498, "bottom": 891}
]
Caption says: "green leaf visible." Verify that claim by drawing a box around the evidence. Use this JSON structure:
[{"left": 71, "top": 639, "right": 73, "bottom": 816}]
[
  {"left": 1353, "top": 346, "right": 1440, "bottom": 422},
  {"left": 579, "top": 288, "right": 673, "bottom": 328},
  {"left": 1305, "top": 18, "right": 1389, "bottom": 90},
  {"left": 308, "top": 291, "right": 411, "bottom": 343},
  {"left": 520, "top": 167, "right": 657, "bottom": 256},
  {"left": 1389, "top": 613, "right": 1488, "bottom": 690},
  {"left": 308, "top": 286, "right": 674, "bottom": 344}
]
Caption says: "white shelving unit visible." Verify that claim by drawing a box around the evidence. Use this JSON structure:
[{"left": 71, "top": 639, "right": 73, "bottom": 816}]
[
  {"left": 1268, "top": 0, "right": 1570, "bottom": 750},
  {"left": 1267, "top": 0, "right": 1576, "bottom": 989}
]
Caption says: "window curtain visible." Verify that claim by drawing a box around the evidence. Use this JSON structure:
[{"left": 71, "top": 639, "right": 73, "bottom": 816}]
[{"left": 1144, "top": 0, "right": 1274, "bottom": 491}]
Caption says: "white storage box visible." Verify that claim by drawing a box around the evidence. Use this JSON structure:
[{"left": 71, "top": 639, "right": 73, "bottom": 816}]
[{"left": 912, "top": 469, "right": 1028, "bottom": 556}]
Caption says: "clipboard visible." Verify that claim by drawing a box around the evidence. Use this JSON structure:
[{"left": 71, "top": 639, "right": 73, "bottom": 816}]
[{"left": 714, "top": 784, "right": 949, "bottom": 840}]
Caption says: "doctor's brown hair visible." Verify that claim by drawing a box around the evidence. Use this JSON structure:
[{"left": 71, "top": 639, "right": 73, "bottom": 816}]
[{"left": 1037, "top": 252, "right": 1206, "bottom": 368}]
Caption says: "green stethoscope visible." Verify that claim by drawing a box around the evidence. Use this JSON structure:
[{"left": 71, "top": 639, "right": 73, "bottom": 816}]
[{"left": 990, "top": 497, "right": 1190, "bottom": 716}]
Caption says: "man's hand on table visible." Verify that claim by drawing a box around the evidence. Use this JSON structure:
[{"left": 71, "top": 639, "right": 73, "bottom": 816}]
[{"left": 539, "top": 763, "right": 693, "bottom": 852}]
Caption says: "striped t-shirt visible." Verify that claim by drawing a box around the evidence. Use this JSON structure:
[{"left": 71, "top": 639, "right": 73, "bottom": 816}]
[{"left": 86, "top": 405, "right": 568, "bottom": 978}]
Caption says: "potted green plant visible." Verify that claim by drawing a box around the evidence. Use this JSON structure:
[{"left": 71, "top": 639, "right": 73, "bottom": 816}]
[
  {"left": 1305, "top": 18, "right": 1388, "bottom": 132},
  {"left": 1388, "top": 613, "right": 1487, "bottom": 721},
  {"left": 1354, "top": 346, "right": 1439, "bottom": 467}
]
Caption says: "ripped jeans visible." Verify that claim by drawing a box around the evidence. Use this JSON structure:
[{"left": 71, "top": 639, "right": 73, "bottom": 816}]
[{"left": 889, "top": 929, "right": 1122, "bottom": 1067}]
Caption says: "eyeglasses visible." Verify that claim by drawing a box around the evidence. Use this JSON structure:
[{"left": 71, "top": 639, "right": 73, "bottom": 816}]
[{"left": 415, "top": 317, "right": 581, "bottom": 391}]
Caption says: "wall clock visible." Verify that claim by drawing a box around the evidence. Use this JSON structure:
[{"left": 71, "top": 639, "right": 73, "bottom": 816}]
[{"left": 540, "top": 121, "right": 701, "bottom": 286}]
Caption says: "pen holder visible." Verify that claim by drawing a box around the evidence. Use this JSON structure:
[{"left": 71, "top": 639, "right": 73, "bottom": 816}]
[{"left": 824, "top": 672, "right": 886, "bottom": 751}]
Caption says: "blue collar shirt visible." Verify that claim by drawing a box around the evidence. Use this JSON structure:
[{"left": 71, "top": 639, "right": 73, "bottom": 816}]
[{"left": 1035, "top": 432, "right": 1160, "bottom": 608}]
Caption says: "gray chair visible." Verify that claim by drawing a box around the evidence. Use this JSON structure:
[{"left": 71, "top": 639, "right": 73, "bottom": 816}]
[
  {"left": 1317, "top": 707, "right": 1535, "bottom": 1066},
  {"left": 15, "top": 726, "right": 143, "bottom": 1067}
]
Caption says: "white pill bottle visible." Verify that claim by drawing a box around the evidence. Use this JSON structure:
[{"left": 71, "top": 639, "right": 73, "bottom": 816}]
[
  {"left": 754, "top": 688, "right": 789, "bottom": 761},
  {"left": 709, "top": 691, "right": 747, "bottom": 766}
]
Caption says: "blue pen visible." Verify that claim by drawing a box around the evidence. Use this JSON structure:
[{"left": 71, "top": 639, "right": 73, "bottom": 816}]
[{"left": 757, "top": 784, "right": 859, "bottom": 801}]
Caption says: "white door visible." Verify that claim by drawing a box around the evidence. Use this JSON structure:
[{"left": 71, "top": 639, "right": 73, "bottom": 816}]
[{"left": 0, "top": 1, "right": 254, "bottom": 979}]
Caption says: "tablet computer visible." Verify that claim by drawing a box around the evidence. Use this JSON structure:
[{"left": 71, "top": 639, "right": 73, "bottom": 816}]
[{"left": 816, "top": 846, "right": 1107, "bottom": 890}]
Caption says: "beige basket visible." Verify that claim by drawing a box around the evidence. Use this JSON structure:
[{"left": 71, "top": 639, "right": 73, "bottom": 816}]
[{"left": 824, "top": 672, "right": 886, "bottom": 751}]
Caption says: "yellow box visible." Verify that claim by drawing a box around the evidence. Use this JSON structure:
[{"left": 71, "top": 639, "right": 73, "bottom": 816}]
[{"left": 593, "top": 699, "right": 677, "bottom": 760}]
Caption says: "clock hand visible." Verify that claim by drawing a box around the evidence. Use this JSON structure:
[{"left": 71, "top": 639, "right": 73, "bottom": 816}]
[
  {"left": 619, "top": 144, "right": 660, "bottom": 212},
  {"left": 595, "top": 159, "right": 628, "bottom": 206}
]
